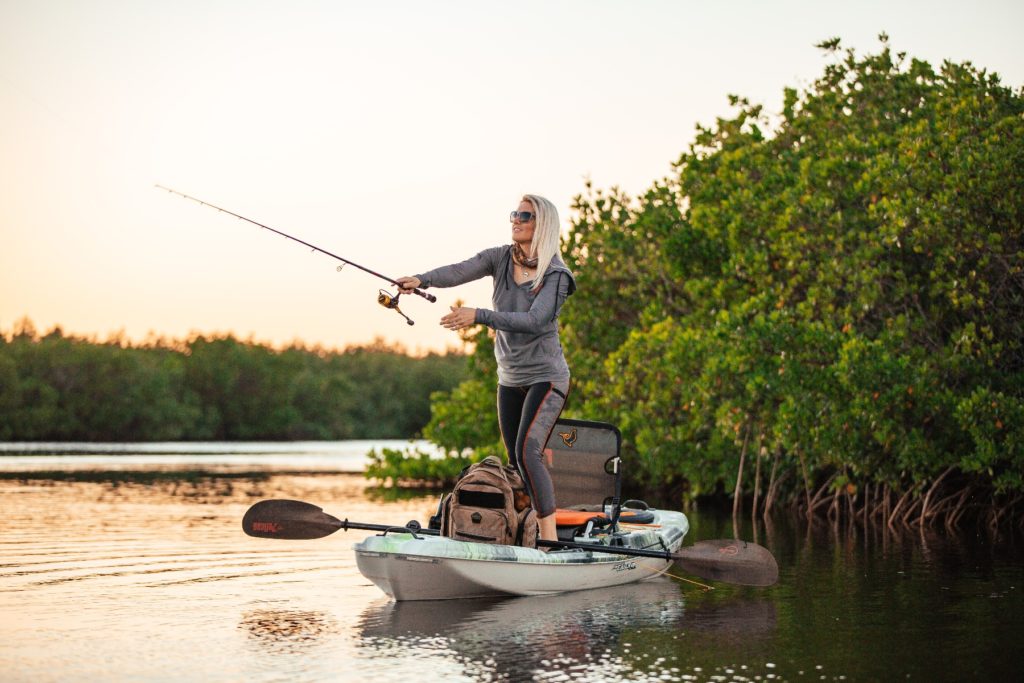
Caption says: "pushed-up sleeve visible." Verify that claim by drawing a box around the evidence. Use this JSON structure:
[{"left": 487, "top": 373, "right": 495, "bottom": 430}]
[{"left": 475, "top": 272, "right": 570, "bottom": 333}]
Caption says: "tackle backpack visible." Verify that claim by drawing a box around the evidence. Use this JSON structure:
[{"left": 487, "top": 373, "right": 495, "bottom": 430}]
[{"left": 437, "top": 456, "right": 538, "bottom": 548}]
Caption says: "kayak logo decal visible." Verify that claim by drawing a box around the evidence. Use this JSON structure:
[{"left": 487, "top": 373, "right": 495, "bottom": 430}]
[
  {"left": 252, "top": 521, "right": 282, "bottom": 534},
  {"left": 612, "top": 561, "right": 637, "bottom": 572},
  {"left": 558, "top": 429, "right": 578, "bottom": 448},
  {"left": 719, "top": 544, "right": 739, "bottom": 556}
]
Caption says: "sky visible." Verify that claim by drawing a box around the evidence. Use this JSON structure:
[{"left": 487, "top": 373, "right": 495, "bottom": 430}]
[{"left": 2, "top": 0, "right": 1022, "bottom": 355}]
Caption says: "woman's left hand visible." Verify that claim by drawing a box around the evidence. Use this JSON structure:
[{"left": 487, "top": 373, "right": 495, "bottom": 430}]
[{"left": 440, "top": 306, "right": 477, "bottom": 331}]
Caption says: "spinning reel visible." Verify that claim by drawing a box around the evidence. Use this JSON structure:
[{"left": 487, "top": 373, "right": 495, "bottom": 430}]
[{"left": 378, "top": 289, "right": 415, "bottom": 326}]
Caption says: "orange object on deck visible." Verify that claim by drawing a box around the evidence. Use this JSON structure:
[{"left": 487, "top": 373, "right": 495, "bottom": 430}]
[
  {"left": 554, "top": 509, "right": 654, "bottom": 527},
  {"left": 554, "top": 509, "right": 608, "bottom": 527}
]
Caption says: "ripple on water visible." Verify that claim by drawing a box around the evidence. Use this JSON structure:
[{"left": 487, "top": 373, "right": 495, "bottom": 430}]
[{"left": 2, "top": 470, "right": 1023, "bottom": 682}]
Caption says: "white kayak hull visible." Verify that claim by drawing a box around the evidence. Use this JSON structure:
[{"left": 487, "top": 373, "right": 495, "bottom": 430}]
[{"left": 354, "top": 508, "right": 688, "bottom": 601}]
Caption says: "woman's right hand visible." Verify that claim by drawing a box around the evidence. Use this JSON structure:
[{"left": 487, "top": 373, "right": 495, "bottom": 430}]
[{"left": 395, "top": 276, "right": 421, "bottom": 294}]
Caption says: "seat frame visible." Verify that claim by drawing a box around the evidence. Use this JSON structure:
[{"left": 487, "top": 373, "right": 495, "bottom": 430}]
[{"left": 543, "top": 418, "right": 624, "bottom": 532}]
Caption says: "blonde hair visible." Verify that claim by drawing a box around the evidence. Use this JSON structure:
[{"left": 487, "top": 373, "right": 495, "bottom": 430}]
[{"left": 521, "top": 194, "right": 561, "bottom": 290}]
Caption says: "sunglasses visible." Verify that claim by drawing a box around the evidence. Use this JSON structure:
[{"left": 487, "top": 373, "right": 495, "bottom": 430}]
[{"left": 509, "top": 211, "right": 536, "bottom": 223}]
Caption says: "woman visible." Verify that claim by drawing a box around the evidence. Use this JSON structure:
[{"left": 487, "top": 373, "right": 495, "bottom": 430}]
[{"left": 396, "top": 194, "right": 576, "bottom": 542}]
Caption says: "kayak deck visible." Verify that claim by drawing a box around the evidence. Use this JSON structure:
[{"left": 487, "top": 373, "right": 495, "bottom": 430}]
[{"left": 353, "top": 507, "right": 688, "bottom": 601}]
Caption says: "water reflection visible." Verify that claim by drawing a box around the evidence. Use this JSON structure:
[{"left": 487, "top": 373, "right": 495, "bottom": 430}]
[
  {"left": 354, "top": 579, "right": 777, "bottom": 681},
  {"left": 240, "top": 608, "right": 342, "bottom": 656},
  {"left": 3, "top": 456, "right": 1023, "bottom": 682},
  {"left": 0, "top": 439, "right": 434, "bottom": 472},
  {"left": 682, "top": 598, "right": 776, "bottom": 637},
  {"left": 357, "top": 580, "right": 683, "bottom": 680}
]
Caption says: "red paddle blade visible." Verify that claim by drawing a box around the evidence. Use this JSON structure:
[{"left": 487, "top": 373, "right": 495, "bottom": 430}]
[{"left": 242, "top": 499, "right": 344, "bottom": 540}]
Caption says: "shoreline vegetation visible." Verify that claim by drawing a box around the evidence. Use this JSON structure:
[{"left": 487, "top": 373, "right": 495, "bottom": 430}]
[
  {"left": 3, "top": 38, "right": 1021, "bottom": 531},
  {"left": 0, "top": 323, "right": 466, "bottom": 442}
]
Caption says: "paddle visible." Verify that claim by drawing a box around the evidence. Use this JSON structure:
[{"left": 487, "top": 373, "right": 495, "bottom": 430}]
[{"left": 242, "top": 499, "right": 779, "bottom": 587}]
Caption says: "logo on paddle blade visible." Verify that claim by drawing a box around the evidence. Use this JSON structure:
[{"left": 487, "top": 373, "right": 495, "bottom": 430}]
[
  {"left": 558, "top": 429, "right": 578, "bottom": 448},
  {"left": 252, "top": 521, "right": 282, "bottom": 534}
]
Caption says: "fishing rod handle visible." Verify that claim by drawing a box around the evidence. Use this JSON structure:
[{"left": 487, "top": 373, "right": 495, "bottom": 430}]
[{"left": 414, "top": 289, "right": 437, "bottom": 303}]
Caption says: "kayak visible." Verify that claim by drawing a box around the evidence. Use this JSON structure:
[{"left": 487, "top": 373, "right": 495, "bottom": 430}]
[
  {"left": 243, "top": 421, "right": 775, "bottom": 597},
  {"left": 242, "top": 499, "right": 777, "bottom": 594},
  {"left": 353, "top": 506, "right": 689, "bottom": 601}
]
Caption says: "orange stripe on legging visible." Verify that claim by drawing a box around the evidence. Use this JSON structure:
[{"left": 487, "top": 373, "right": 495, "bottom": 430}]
[{"left": 521, "top": 384, "right": 564, "bottom": 518}]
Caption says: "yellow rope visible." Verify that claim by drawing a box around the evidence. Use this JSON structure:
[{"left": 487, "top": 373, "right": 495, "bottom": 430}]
[
  {"left": 663, "top": 568, "right": 714, "bottom": 592},
  {"left": 582, "top": 528, "right": 715, "bottom": 592},
  {"left": 631, "top": 554, "right": 714, "bottom": 591}
]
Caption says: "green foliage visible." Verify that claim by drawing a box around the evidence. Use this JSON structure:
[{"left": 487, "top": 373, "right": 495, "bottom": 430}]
[
  {"left": 0, "top": 323, "right": 466, "bottom": 441},
  {"left": 365, "top": 446, "right": 475, "bottom": 487},
  {"left": 421, "top": 325, "right": 504, "bottom": 457},
  {"left": 559, "top": 37, "right": 1024, "bottom": 503},
  {"left": 385, "top": 38, "right": 1024, "bottom": 501},
  {"left": 561, "top": 182, "right": 686, "bottom": 396},
  {"left": 954, "top": 387, "right": 1024, "bottom": 491},
  {"left": 367, "top": 326, "right": 500, "bottom": 486},
  {"left": 431, "top": 37, "right": 1023, "bottom": 506}
]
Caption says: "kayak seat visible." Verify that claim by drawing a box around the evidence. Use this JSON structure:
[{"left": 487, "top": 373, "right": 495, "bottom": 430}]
[
  {"left": 543, "top": 418, "right": 658, "bottom": 538},
  {"left": 542, "top": 418, "right": 622, "bottom": 510}
]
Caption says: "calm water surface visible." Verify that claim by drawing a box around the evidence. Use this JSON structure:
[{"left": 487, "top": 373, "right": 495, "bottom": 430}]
[{"left": 1, "top": 445, "right": 1021, "bottom": 682}]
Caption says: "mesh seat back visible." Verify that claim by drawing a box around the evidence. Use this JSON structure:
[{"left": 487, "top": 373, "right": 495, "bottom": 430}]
[{"left": 543, "top": 418, "right": 621, "bottom": 508}]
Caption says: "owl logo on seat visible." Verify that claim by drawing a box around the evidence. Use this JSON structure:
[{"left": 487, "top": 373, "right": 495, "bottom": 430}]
[{"left": 558, "top": 428, "right": 578, "bottom": 448}]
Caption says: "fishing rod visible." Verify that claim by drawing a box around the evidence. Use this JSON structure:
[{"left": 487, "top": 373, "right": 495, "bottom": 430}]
[{"left": 155, "top": 185, "right": 435, "bottom": 325}]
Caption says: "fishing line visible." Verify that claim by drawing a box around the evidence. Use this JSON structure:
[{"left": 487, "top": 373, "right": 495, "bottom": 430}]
[{"left": 155, "top": 185, "right": 435, "bottom": 325}]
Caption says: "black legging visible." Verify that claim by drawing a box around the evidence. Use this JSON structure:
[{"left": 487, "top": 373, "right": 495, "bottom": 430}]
[{"left": 497, "top": 381, "right": 568, "bottom": 518}]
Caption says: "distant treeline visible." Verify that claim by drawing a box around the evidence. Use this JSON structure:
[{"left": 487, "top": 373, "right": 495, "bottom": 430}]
[{"left": 0, "top": 320, "right": 466, "bottom": 441}]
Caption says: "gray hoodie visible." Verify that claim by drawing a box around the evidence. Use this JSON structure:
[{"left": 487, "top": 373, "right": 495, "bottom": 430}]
[{"left": 415, "top": 245, "right": 577, "bottom": 387}]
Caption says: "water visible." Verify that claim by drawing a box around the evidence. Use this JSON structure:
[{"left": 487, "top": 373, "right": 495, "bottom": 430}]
[
  {"left": 1, "top": 445, "right": 1022, "bottom": 682},
  {"left": 0, "top": 439, "right": 436, "bottom": 472}
]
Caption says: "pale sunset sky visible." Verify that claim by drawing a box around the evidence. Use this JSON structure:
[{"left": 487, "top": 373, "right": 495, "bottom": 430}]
[{"left": 2, "top": 1, "right": 1021, "bottom": 354}]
